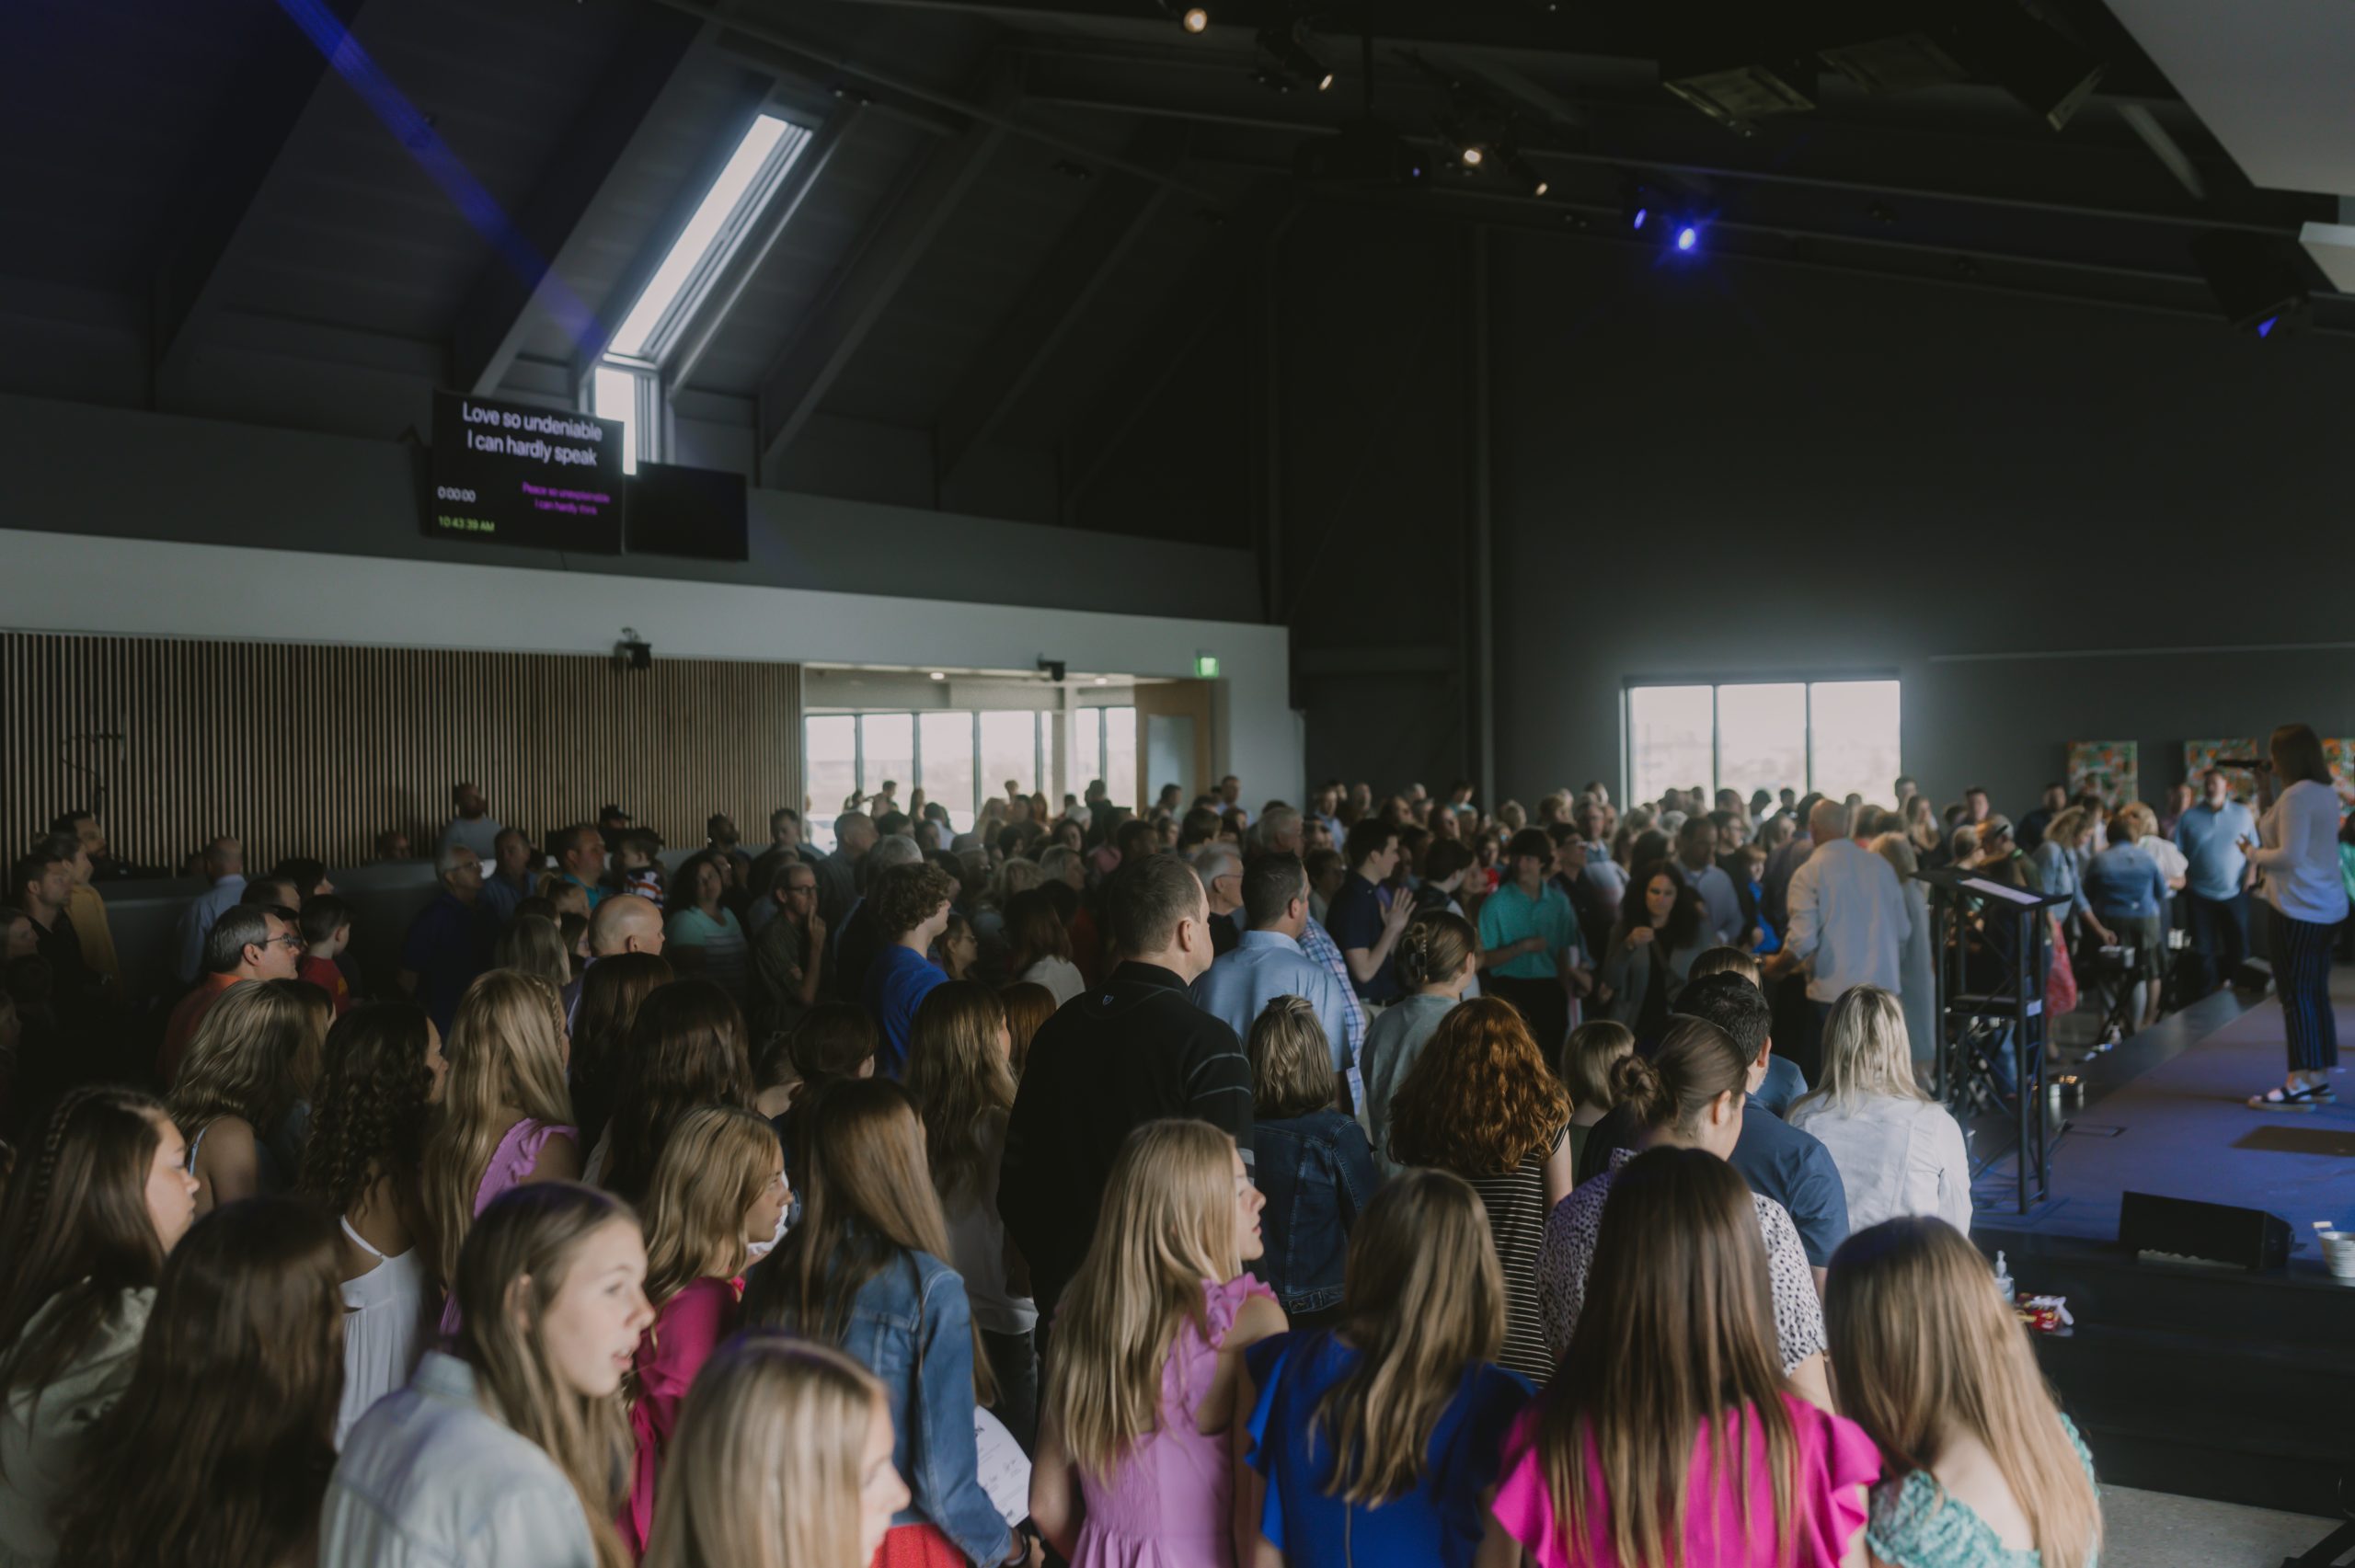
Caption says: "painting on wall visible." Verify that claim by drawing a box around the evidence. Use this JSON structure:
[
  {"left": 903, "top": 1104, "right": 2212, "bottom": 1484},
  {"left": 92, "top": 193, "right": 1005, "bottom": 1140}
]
[
  {"left": 2067, "top": 741, "right": 2137, "bottom": 807},
  {"left": 2326, "top": 738, "right": 2355, "bottom": 809},
  {"left": 2184, "top": 739, "right": 2263, "bottom": 803}
]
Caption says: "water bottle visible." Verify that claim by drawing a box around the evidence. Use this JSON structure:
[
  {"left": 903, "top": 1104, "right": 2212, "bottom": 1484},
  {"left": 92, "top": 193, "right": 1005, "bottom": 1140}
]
[{"left": 1993, "top": 1250, "right": 2014, "bottom": 1305}]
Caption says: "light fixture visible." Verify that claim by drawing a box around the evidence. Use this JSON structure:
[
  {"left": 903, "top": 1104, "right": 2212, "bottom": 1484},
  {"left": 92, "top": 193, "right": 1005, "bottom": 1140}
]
[
  {"left": 1460, "top": 143, "right": 1485, "bottom": 168},
  {"left": 928, "top": 671, "right": 946, "bottom": 681},
  {"left": 1257, "top": 21, "right": 1333, "bottom": 92},
  {"left": 1499, "top": 148, "right": 1548, "bottom": 198},
  {"left": 1094, "top": 677, "right": 1109, "bottom": 686},
  {"left": 1180, "top": 5, "right": 1209, "bottom": 33},
  {"left": 1675, "top": 225, "right": 1699, "bottom": 252}
]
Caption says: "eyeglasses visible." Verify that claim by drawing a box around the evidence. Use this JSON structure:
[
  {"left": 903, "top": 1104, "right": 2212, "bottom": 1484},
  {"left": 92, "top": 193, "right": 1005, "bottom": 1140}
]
[{"left": 262, "top": 934, "right": 306, "bottom": 952}]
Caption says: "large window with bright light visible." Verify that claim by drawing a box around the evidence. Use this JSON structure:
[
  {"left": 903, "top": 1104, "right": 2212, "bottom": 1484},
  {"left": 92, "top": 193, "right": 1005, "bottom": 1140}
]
[
  {"left": 1626, "top": 680, "right": 1901, "bottom": 806},
  {"left": 587, "top": 111, "right": 814, "bottom": 472},
  {"left": 803, "top": 709, "right": 1062, "bottom": 850}
]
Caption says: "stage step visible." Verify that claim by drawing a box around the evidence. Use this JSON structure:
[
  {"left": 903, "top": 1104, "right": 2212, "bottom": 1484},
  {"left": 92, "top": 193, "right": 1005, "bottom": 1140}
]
[{"left": 1977, "top": 1229, "right": 2355, "bottom": 1517}]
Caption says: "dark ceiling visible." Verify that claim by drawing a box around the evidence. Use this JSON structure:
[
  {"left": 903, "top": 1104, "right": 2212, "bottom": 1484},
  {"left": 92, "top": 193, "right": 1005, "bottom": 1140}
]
[{"left": 1, "top": 0, "right": 2338, "bottom": 515}]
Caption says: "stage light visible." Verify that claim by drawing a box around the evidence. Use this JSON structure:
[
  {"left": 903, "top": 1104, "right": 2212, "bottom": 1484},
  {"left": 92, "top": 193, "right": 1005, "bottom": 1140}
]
[
  {"left": 1676, "top": 225, "right": 1698, "bottom": 251},
  {"left": 1180, "top": 6, "right": 1209, "bottom": 33},
  {"left": 1499, "top": 149, "right": 1548, "bottom": 198},
  {"left": 1460, "top": 143, "right": 1485, "bottom": 168},
  {"left": 2257, "top": 315, "right": 2279, "bottom": 339},
  {"left": 1632, "top": 207, "right": 1648, "bottom": 229}
]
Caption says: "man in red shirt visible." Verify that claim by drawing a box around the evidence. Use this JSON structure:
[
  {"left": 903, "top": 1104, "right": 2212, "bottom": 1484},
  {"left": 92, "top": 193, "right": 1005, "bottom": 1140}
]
[{"left": 159, "top": 903, "right": 301, "bottom": 1084}]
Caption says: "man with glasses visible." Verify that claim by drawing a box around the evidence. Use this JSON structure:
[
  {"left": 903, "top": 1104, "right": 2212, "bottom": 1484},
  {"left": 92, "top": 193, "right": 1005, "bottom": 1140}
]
[
  {"left": 158, "top": 902, "right": 301, "bottom": 1085},
  {"left": 749, "top": 859, "right": 827, "bottom": 1039},
  {"left": 397, "top": 842, "right": 496, "bottom": 1037}
]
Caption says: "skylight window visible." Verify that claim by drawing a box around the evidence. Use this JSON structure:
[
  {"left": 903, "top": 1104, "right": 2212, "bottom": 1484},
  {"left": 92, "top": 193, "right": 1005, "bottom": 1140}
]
[
  {"left": 587, "top": 111, "right": 813, "bottom": 472},
  {"left": 607, "top": 112, "right": 810, "bottom": 361}
]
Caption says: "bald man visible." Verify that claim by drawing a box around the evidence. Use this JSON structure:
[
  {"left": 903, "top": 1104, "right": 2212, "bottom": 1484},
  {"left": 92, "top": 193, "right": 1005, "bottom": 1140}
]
[{"left": 563, "top": 890, "right": 669, "bottom": 1022}]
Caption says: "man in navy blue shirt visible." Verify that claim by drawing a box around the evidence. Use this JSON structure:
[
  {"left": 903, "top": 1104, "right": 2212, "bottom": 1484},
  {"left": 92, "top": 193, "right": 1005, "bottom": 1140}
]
[
  {"left": 1325, "top": 818, "right": 1415, "bottom": 1006},
  {"left": 397, "top": 844, "right": 496, "bottom": 1038},
  {"left": 1578, "top": 973, "right": 1849, "bottom": 1279}
]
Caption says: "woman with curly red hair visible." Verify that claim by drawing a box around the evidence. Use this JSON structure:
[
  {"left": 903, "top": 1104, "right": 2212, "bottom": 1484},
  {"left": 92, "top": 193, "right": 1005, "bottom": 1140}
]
[{"left": 1385, "top": 996, "right": 1571, "bottom": 1379}]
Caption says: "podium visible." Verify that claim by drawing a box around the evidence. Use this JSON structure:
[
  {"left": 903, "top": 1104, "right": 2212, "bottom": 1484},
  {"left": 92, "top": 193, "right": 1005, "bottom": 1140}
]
[{"left": 1915, "top": 867, "right": 2072, "bottom": 1214}]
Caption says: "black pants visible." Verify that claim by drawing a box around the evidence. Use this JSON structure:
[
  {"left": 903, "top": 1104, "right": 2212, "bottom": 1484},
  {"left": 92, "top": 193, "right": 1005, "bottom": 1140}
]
[
  {"left": 981, "top": 1326, "right": 1039, "bottom": 1455},
  {"left": 1488, "top": 975, "right": 1568, "bottom": 1069},
  {"left": 2185, "top": 889, "right": 2251, "bottom": 990},
  {"left": 2273, "top": 910, "right": 2341, "bottom": 1074}
]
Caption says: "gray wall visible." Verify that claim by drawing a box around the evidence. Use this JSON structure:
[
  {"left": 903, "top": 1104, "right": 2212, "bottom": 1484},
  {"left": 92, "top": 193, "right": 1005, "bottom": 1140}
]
[
  {"left": 1482, "top": 231, "right": 2355, "bottom": 816},
  {"left": 0, "top": 393, "right": 1260, "bottom": 625}
]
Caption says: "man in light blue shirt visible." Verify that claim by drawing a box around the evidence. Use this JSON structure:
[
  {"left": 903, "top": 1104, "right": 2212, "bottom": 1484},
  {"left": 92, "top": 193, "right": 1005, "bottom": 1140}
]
[
  {"left": 173, "top": 835, "right": 246, "bottom": 985},
  {"left": 2173, "top": 768, "right": 2258, "bottom": 989},
  {"left": 1190, "top": 852, "right": 1360, "bottom": 1111}
]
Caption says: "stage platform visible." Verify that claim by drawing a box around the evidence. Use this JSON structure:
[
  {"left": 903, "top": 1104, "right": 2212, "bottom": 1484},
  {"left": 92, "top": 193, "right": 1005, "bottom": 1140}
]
[{"left": 1962, "top": 969, "right": 2355, "bottom": 1521}]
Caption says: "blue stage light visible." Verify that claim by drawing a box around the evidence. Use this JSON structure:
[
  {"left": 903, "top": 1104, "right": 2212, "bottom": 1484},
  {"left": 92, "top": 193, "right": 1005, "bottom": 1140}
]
[
  {"left": 1675, "top": 225, "right": 1698, "bottom": 251},
  {"left": 1631, "top": 207, "right": 1648, "bottom": 230},
  {"left": 2257, "top": 315, "right": 2279, "bottom": 338}
]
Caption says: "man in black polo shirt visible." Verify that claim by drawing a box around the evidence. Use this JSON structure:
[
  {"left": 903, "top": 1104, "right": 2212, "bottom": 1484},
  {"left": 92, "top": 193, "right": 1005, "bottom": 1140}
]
[
  {"left": 998, "top": 853, "right": 1251, "bottom": 1318},
  {"left": 1326, "top": 818, "right": 1413, "bottom": 1006}
]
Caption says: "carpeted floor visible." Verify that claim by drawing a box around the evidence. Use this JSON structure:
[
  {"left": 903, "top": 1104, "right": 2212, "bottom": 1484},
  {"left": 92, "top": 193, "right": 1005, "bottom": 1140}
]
[
  {"left": 2103, "top": 1483, "right": 2345, "bottom": 1566},
  {"left": 1971, "top": 969, "right": 2355, "bottom": 1246}
]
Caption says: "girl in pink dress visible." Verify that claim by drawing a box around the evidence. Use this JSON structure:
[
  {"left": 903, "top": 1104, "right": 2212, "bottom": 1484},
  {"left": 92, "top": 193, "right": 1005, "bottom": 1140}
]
[
  {"left": 619, "top": 1105, "right": 791, "bottom": 1556},
  {"left": 1031, "top": 1120, "right": 1288, "bottom": 1568},
  {"left": 419, "top": 971, "right": 580, "bottom": 1337},
  {"left": 1480, "top": 1147, "right": 1879, "bottom": 1568}
]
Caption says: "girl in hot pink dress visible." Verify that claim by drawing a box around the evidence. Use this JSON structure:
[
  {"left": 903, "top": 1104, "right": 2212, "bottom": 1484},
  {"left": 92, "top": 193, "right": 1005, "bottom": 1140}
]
[
  {"left": 1030, "top": 1121, "right": 1287, "bottom": 1568},
  {"left": 619, "top": 1106, "right": 790, "bottom": 1556},
  {"left": 1483, "top": 1146, "right": 1878, "bottom": 1568}
]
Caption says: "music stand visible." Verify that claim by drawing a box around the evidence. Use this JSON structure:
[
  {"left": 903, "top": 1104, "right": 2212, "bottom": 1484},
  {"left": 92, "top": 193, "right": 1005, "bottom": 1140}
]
[{"left": 1915, "top": 867, "right": 2070, "bottom": 1215}]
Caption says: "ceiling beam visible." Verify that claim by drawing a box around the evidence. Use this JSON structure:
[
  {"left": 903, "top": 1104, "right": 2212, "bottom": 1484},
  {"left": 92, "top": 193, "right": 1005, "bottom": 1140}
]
[
  {"left": 663, "top": 0, "right": 1223, "bottom": 199},
  {"left": 1009, "top": 52, "right": 2304, "bottom": 237},
  {"left": 148, "top": 0, "right": 373, "bottom": 401},
  {"left": 792, "top": 0, "right": 2181, "bottom": 98},
  {"left": 935, "top": 121, "right": 1187, "bottom": 487},
  {"left": 755, "top": 69, "right": 1017, "bottom": 483},
  {"left": 449, "top": 5, "right": 714, "bottom": 395},
  {"left": 1060, "top": 181, "right": 1293, "bottom": 526}
]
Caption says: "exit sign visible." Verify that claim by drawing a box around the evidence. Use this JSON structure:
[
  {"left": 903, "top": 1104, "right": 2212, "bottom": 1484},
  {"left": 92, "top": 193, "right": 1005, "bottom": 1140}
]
[{"left": 1193, "top": 654, "right": 1220, "bottom": 678}]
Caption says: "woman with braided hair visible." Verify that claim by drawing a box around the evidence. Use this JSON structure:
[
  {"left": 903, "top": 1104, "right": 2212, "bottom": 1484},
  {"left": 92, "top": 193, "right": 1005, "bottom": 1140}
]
[
  {"left": 300, "top": 1002, "right": 449, "bottom": 1445},
  {"left": 0, "top": 1085, "right": 200, "bottom": 1563}
]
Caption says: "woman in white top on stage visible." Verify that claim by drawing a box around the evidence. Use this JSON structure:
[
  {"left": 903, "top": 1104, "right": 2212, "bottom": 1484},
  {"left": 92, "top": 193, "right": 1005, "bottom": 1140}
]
[{"left": 2243, "top": 723, "right": 2352, "bottom": 1109}]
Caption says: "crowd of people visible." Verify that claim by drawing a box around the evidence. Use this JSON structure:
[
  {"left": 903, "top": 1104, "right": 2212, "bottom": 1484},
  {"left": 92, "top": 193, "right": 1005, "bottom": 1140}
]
[{"left": 6, "top": 730, "right": 2342, "bottom": 1567}]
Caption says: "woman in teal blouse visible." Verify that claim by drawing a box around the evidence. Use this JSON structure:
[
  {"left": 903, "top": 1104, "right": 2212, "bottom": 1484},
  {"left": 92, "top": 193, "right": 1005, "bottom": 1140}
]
[{"left": 1826, "top": 1219, "right": 2101, "bottom": 1568}]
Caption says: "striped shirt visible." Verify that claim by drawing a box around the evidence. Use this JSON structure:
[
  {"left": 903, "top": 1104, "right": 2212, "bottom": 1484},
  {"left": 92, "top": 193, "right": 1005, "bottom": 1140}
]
[{"left": 1462, "top": 1124, "right": 1568, "bottom": 1383}]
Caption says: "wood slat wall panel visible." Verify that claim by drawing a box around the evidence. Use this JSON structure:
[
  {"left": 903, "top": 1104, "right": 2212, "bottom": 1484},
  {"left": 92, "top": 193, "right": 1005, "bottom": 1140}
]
[{"left": 2, "top": 633, "right": 802, "bottom": 873}]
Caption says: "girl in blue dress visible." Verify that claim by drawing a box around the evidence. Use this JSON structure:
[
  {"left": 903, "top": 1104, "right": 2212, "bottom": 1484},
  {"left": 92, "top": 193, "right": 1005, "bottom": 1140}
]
[{"left": 1235, "top": 1169, "right": 1532, "bottom": 1567}]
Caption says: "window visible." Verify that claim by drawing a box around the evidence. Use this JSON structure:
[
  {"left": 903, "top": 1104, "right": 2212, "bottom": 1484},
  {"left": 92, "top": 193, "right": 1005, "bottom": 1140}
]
[
  {"left": 587, "top": 112, "right": 815, "bottom": 471},
  {"left": 918, "top": 712, "right": 978, "bottom": 833},
  {"left": 1626, "top": 681, "right": 1900, "bottom": 805},
  {"left": 804, "top": 708, "right": 1054, "bottom": 849},
  {"left": 979, "top": 711, "right": 1042, "bottom": 803},
  {"left": 1069, "top": 706, "right": 1139, "bottom": 808},
  {"left": 804, "top": 715, "right": 857, "bottom": 844}
]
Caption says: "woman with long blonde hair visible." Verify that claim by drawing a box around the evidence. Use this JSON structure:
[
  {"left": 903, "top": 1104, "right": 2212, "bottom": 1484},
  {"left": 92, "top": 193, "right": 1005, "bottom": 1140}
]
[
  {"left": 1484, "top": 1148, "right": 1878, "bottom": 1568},
  {"left": 640, "top": 1333, "right": 910, "bottom": 1568},
  {"left": 496, "top": 913, "right": 575, "bottom": 992},
  {"left": 741, "top": 1079, "right": 1016, "bottom": 1568},
  {"left": 1788, "top": 987, "right": 1970, "bottom": 1235},
  {"left": 1235, "top": 1170, "right": 1530, "bottom": 1567},
  {"left": 1031, "top": 1119, "right": 1284, "bottom": 1568},
  {"left": 323, "top": 1183, "right": 654, "bottom": 1568},
  {"left": 1385, "top": 998, "right": 1571, "bottom": 1381},
  {"left": 904, "top": 981, "right": 1040, "bottom": 1447},
  {"left": 419, "top": 969, "right": 579, "bottom": 1333},
  {"left": 169, "top": 977, "right": 327, "bottom": 1213},
  {"left": 1827, "top": 1217, "right": 2099, "bottom": 1568},
  {"left": 620, "top": 1106, "right": 790, "bottom": 1555}
]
